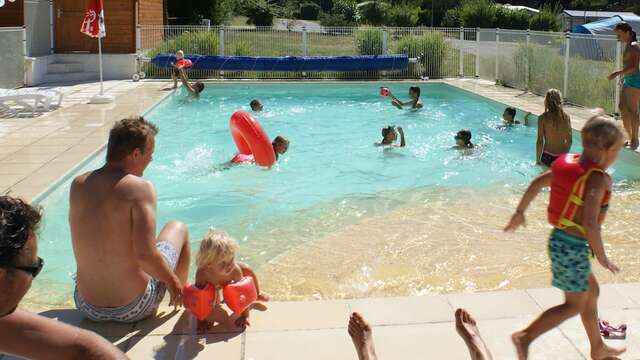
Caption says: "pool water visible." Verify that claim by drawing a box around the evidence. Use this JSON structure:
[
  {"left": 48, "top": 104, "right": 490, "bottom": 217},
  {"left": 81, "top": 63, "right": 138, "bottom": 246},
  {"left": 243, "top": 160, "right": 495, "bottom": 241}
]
[{"left": 31, "top": 83, "right": 640, "bottom": 304}]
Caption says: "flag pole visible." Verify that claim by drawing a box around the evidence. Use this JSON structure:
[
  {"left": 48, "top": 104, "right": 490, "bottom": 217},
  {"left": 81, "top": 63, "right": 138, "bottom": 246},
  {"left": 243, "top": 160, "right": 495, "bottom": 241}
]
[{"left": 98, "top": 35, "right": 104, "bottom": 96}]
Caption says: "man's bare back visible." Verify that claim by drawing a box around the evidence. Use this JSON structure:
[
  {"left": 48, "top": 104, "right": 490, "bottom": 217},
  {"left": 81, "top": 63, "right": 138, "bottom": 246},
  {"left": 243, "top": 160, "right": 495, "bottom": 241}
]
[
  {"left": 70, "top": 168, "right": 154, "bottom": 307},
  {"left": 70, "top": 117, "right": 189, "bottom": 322}
]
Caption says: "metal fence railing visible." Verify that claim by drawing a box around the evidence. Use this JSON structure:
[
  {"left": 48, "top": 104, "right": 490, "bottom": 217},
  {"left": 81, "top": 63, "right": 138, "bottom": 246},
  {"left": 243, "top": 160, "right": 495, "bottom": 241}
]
[
  {"left": 137, "top": 25, "right": 624, "bottom": 113},
  {"left": 0, "top": 27, "right": 26, "bottom": 89}
]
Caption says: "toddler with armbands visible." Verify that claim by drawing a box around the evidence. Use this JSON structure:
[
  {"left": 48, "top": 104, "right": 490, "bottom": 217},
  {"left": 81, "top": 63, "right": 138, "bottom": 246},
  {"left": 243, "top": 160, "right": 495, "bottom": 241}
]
[{"left": 185, "top": 229, "right": 269, "bottom": 328}]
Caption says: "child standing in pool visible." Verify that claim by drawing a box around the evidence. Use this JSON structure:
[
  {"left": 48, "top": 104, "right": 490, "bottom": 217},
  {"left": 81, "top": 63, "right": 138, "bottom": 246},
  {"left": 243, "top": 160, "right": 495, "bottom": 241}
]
[
  {"left": 502, "top": 107, "right": 531, "bottom": 127},
  {"left": 452, "top": 129, "right": 474, "bottom": 150},
  {"left": 390, "top": 86, "right": 423, "bottom": 110},
  {"left": 504, "top": 116, "right": 625, "bottom": 360},
  {"left": 250, "top": 99, "right": 264, "bottom": 112},
  {"left": 195, "top": 229, "right": 269, "bottom": 328},
  {"left": 376, "top": 126, "right": 405, "bottom": 147},
  {"left": 536, "top": 89, "right": 572, "bottom": 167}
]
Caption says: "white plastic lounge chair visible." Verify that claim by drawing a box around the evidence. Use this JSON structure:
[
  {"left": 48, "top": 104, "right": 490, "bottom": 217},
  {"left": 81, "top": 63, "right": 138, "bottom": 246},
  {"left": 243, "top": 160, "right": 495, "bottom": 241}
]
[{"left": 0, "top": 88, "right": 64, "bottom": 116}]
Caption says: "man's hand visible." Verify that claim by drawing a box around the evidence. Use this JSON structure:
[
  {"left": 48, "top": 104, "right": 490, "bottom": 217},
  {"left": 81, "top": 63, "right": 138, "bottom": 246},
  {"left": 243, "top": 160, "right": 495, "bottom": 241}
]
[
  {"left": 258, "top": 293, "right": 270, "bottom": 302},
  {"left": 235, "top": 313, "right": 250, "bottom": 327},
  {"left": 504, "top": 211, "right": 526, "bottom": 232},
  {"left": 166, "top": 275, "right": 183, "bottom": 308},
  {"left": 598, "top": 256, "right": 620, "bottom": 274}
]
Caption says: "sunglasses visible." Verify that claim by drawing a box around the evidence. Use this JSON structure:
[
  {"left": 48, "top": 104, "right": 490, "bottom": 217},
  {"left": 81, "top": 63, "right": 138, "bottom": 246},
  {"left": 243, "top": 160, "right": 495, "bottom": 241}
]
[{"left": 9, "top": 257, "right": 44, "bottom": 278}]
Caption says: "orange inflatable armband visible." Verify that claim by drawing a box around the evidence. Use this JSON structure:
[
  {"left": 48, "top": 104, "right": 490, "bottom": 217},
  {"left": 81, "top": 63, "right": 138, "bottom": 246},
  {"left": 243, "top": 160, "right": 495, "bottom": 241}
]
[
  {"left": 223, "top": 277, "right": 258, "bottom": 315},
  {"left": 176, "top": 58, "right": 193, "bottom": 68},
  {"left": 183, "top": 283, "right": 216, "bottom": 321}
]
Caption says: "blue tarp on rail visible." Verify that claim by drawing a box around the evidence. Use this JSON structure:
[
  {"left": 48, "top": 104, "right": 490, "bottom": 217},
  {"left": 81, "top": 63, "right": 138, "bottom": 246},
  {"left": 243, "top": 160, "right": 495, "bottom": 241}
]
[{"left": 152, "top": 54, "right": 409, "bottom": 71}]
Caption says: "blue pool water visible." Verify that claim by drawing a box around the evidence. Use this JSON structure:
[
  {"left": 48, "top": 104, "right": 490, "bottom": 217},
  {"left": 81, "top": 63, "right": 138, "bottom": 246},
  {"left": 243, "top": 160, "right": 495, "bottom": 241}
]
[{"left": 34, "top": 83, "right": 640, "bottom": 298}]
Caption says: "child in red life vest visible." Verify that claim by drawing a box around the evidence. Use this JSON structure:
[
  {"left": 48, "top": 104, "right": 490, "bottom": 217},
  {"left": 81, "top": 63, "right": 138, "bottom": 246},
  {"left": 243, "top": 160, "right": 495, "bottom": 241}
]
[
  {"left": 194, "top": 229, "right": 269, "bottom": 328},
  {"left": 504, "top": 115, "right": 625, "bottom": 360}
]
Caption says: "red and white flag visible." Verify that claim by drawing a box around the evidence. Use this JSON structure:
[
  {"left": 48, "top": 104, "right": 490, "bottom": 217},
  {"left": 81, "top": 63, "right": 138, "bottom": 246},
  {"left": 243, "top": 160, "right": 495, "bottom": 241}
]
[{"left": 80, "top": 0, "right": 106, "bottom": 38}]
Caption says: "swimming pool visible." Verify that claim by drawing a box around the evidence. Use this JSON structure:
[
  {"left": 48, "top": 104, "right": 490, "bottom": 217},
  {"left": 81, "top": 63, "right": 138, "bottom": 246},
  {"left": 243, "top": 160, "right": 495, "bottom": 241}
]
[{"left": 30, "top": 82, "right": 640, "bottom": 304}]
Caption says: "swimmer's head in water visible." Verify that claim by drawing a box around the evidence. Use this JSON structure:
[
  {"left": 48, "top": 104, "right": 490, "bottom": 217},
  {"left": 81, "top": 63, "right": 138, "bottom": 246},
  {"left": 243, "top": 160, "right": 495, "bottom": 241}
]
[
  {"left": 250, "top": 99, "right": 263, "bottom": 112},
  {"left": 544, "top": 89, "right": 563, "bottom": 115},
  {"left": 581, "top": 115, "right": 624, "bottom": 168},
  {"left": 503, "top": 107, "right": 516, "bottom": 122},
  {"left": 272, "top": 135, "right": 289, "bottom": 155},
  {"left": 409, "top": 86, "right": 421, "bottom": 99},
  {"left": 176, "top": 50, "right": 184, "bottom": 60},
  {"left": 194, "top": 82, "right": 205, "bottom": 95},
  {"left": 381, "top": 126, "right": 397, "bottom": 143},
  {"left": 455, "top": 129, "right": 473, "bottom": 148},
  {"left": 614, "top": 22, "right": 637, "bottom": 43}
]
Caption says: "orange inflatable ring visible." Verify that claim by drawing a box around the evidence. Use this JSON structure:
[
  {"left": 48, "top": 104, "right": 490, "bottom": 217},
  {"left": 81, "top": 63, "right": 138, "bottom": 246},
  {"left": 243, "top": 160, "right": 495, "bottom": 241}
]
[
  {"left": 229, "top": 111, "right": 276, "bottom": 167},
  {"left": 176, "top": 58, "right": 192, "bottom": 68},
  {"left": 223, "top": 276, "right": 258, "bottom": 315},
  {"left": 183, "top": 283, "right": 217, "bottom": 321}
]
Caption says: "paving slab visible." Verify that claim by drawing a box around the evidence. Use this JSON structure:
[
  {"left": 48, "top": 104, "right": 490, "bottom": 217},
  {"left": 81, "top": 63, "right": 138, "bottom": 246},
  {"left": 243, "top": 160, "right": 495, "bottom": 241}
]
[
  {"left": 37, "top": 308, "right": 134, "bottom": 338},
  {"left": 527, "top": 284, "right": 636, "bottom": 311},
  {"left": 244, "top": 328, "right": 353, "bottom": 360},
  {"left": 248, "top": 299, "right": 351, "bottom": 332},
  {"left": 447, "top": 289, "right": 541, "bottom": 320},
  {"left": 124, "top": 333, "right": 243, "bottom": 360},
  {"left": 347, "top": 294, "right": 454, "bottom": 326}
]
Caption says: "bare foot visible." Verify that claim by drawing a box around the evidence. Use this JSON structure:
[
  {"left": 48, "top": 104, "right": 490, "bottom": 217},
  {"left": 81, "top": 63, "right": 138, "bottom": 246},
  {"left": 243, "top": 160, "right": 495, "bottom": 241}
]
[
  {"left": 348, "top": 312, "right": 377, "bottom": 360},
  {"left": 511, "top": 331, "right": 530, "bottom": 360},
  {"left": 591, "top": 343, "right": 625, "bottom": 360},
  {"left": 455, "top": 308, "right": 493, "bottom": 360}
]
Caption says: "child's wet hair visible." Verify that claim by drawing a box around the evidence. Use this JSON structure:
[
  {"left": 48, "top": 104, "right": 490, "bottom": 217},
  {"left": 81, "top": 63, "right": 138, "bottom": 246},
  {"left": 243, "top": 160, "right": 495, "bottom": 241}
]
[
  {"left": 194, "top": 82, "right": 205, "bottom": 94},
  {"left": 381, "top": 126, "right": 395, "bottom": 138},
  {"left": 581, "top": 115, "right": 624, "bottom": 150},
  {"left": 409, "top": 86, "right": 421, "bottom": 97},
  {"left": 455, "top": 129, "right": 473, "bottom": 147},
  {"left": 196, "top": 228, "right": 238, "bottom": 268},
  {"left": 250, "top": 99, "right": 262, "bottom": 110},
  {"left": 272, "top": 135, "right": 289, "bottom": 147},
  {"left": 505, "top": 107, "right": 516, "bottom": 118}
]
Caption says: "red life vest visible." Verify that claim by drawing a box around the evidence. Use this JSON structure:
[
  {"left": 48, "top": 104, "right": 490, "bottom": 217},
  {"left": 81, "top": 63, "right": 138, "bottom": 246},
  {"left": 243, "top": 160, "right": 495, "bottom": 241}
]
[{"left": 547, "top": 154, "right": 611, "bottom": 235}]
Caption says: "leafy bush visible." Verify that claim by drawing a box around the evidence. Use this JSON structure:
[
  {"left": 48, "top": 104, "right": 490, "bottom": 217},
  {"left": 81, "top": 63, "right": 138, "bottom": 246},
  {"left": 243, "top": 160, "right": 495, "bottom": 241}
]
[
  {"left": 529, "top": 3, "right": 562, "bottom": 32},
  {"left": 459, "top": 0, "right": 496, "bottom": 28},
  {"left": 233, "top": 40, "right": 252, "bottom": 56},
  {"left": 441, "top": 8, "right": 461, "bottom": 27},
  {"left": 494, "top": 7, "right": 529, "bottom": 30},
  {"left": 320, "top": 12, "right": 356, "bottom": 27},
  {"left": 300, "top": 2, "right": 321, "bottom": 20},
  {"left": 168, "top": 0, "right": 229, "bottom": 25},
  {"left": 355, "top": 28, "right": 384, "bottom": 55},
  {"left": 244, "top": 0, "right": 275, "bottom": 26},
  {"left": 395, "top": 32, "right": 450, "bottom": 77},
  {"left": 146, "top": 31, "right": 220, "bottom": 58},
  {"left": 387, "top": 3, "right": 420, "bottom": 27},
  {"left": 356, "top": 1, "right": 389, "bottom": 26},
  {"left": 332, "top": 0, "right": 358, "bottom": 21}
]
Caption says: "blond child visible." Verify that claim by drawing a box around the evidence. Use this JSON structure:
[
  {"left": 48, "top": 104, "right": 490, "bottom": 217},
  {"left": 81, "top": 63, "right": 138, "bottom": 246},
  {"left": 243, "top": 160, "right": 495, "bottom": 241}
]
[
  {"left": 172, "top": 50, "right": 186, "bottom": 90},
  {"left": 504, "top": 115, "right": 626, "bottom": 360},
  {"left": 195, "top": 229, "right": 269, "bottom": 327}
]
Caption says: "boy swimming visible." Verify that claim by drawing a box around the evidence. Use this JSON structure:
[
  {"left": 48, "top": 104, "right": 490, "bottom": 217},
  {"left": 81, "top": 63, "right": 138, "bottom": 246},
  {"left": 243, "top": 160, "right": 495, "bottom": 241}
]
[
  {"left": 376, "top": 126, "right": 405, "bottom": 147},
  {"left": 230, "top": 135, "right": 289, "bottom": 164},
  {"left": 501, "top": 107, "right": 531, "bottom": 127},
  {"left": 250, "top": 99, "right": 263, "bottom": 112},
  {"left": 390, "top": 86, "right": 423, "bottom": 110},
  {"left": 505, "top": 115, "right": 626, "bottom": 360},
  {"left": 452, "top": 129, "right": 474, "bottom": 149},
  {"left": 194, "top": 229, "right": 269, "bottom": 328}
]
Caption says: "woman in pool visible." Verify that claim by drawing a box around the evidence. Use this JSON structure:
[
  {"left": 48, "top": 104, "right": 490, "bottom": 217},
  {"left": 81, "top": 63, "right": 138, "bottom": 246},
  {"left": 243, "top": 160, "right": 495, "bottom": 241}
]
[
  {"left": 376, "top": 126, "right": 405, "bottom": 147},
  {"left": 608, "top": 22, "right": 640, "bottom": 150},
  {"left": 536, "top": 89, "right": 572, "bottom": 167}
]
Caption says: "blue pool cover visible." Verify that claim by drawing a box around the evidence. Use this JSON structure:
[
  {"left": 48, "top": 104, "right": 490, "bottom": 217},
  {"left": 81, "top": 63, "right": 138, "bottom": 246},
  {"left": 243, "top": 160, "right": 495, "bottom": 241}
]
[{"left": 152, "top": 54, "right": 409, "bottom": 71}]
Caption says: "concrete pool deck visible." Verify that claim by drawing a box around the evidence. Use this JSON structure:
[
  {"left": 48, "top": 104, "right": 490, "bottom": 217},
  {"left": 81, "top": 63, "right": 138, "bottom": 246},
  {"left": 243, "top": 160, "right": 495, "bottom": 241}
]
[{"left": 4, "top": 283, "right": 640, "bottom": 359}]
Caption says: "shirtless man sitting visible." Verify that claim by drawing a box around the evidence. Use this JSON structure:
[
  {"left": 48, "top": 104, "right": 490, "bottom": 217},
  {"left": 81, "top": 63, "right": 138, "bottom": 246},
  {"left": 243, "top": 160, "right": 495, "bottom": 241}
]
[{"left": 70, "top": 116, "right": 190, "bottom": 323}]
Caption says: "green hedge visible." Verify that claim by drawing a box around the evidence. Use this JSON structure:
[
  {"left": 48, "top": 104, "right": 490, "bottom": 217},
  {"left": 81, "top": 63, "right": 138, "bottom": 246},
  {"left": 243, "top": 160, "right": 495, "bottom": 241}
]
[
  {"left": 395, "top": 32, "right": 450, "bottom": 78},
  {"left": 355, "top": 28, "right": 384, "bottom": 55}
]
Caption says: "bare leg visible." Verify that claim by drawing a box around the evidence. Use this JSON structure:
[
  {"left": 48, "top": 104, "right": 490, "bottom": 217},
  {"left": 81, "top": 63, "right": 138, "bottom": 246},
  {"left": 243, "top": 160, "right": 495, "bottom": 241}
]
[
  {"left": 625, "top": 87, "right": 640, "bottom": 149},
  {"left": 455, "top": 309, "right": 493, "bottom": 360},
  {"left": 580, "top": 274, "right": 625, "bottom": 359},
  {"left": 171, "top": 70, "right": 178, "bottom": 89},
  {"left": 348, "top": 312, "right": 377, "bottom": 360},
  {"left": 158, "top": 221, "right": 190, "bottom": 285},
  {"left": 512, "top": 291, "right": 588, "bottom": 360}
]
